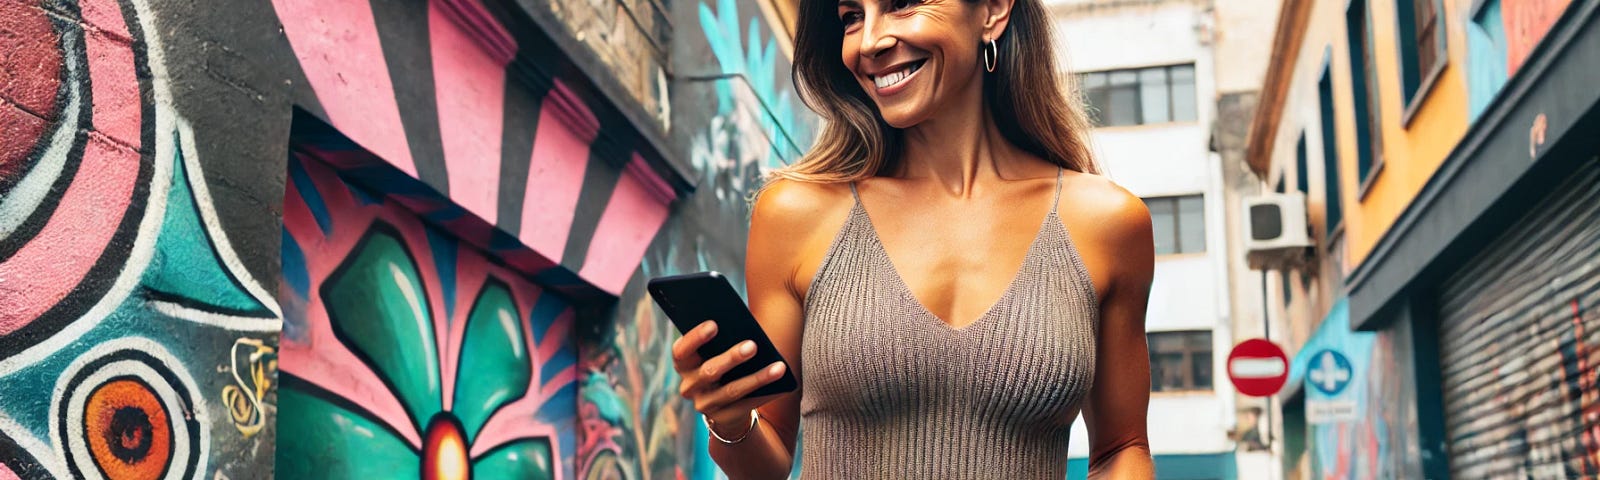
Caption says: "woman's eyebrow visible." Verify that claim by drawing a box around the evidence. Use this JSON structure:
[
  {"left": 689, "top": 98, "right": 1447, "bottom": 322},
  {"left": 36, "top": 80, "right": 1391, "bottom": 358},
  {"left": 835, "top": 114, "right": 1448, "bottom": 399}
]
[{"left": 837, "top": 0, "right": 862, "bottom": 8}]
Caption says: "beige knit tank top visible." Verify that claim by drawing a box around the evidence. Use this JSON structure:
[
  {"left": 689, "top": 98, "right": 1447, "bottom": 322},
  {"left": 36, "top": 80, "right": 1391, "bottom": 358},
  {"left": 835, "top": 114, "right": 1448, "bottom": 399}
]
[{"left": 798, "top": 168, "right": 1099, "bottom": 479}]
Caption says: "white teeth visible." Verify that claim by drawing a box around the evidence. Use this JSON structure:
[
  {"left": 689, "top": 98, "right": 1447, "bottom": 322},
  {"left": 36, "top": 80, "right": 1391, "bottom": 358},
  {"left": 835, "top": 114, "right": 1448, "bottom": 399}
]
[{"left": 873, "top": 62, "right": 922, "bottom": 90}]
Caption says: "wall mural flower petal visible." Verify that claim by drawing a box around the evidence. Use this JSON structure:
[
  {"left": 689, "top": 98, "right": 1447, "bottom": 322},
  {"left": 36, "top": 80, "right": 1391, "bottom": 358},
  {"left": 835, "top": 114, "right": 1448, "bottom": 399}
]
[
  {"left": 276, "top": 387, "right": 419, "bottom": 478},
  {"left": 324, "top": 227, "right": 445, "bottom": 431},
  {"left": 474, "top": 438, "right": 556, "bottom": 479},
  {"left": 454, "top": 282, "right": 533, "bottom": 443}
]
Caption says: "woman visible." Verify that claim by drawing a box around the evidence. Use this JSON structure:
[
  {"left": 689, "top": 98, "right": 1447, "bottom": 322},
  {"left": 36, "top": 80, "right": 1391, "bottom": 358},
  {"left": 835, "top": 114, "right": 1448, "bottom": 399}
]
[{"left": 670, "top": 0, "right": 1155, "bottom": 476}]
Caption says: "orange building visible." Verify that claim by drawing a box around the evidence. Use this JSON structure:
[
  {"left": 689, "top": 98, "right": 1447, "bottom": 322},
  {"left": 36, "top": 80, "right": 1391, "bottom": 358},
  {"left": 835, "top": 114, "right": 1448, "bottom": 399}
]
[{"left": 1246, "top": 0, "right": 1599, "bottom": 477}]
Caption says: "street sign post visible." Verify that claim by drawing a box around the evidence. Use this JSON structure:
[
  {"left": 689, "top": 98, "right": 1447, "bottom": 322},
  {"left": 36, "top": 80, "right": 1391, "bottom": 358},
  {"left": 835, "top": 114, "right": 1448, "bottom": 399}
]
[
  {"left": 1305, "top": 349, "right": 1358, "bottom": 424},
  {"left": 1227, "top": 338, "right": 1288, "bottom": 397}
]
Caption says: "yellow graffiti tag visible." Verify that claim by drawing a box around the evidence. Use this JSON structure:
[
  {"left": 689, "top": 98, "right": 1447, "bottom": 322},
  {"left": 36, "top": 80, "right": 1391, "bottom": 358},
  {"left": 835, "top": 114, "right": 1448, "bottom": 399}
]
[{"left": 220, "top": 337, "right": 276, "bottom": 438}]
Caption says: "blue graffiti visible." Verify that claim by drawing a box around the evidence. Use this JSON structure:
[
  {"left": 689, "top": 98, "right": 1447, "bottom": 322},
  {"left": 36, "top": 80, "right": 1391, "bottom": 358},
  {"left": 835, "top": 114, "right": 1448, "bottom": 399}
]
[{"left": 699, "top": 0, "right": 811, "bottom": 167}]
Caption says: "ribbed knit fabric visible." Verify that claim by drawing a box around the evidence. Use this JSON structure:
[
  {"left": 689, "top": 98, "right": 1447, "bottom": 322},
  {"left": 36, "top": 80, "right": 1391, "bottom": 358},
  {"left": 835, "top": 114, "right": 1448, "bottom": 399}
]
[{"left": 798, "top": 168, "right": 1099, "bottom": 479}]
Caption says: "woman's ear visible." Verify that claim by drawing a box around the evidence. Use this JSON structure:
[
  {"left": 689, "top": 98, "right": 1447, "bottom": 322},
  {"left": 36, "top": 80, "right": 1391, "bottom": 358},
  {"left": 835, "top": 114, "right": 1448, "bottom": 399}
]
[{"left": 981, "top": 0, "right": 1016, "bottom": 40}]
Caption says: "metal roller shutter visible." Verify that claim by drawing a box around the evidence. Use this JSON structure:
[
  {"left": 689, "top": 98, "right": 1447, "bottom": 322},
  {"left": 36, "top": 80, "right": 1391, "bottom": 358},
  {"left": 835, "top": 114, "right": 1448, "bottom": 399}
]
[{"left": 1436, "top": 159, "right": 1600, "bottom": 479}]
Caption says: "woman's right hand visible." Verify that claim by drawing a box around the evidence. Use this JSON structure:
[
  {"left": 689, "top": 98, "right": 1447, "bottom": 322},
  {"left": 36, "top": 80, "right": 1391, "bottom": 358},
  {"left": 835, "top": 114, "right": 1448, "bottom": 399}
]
[{"left": 672, "top": 320, "right": 789, "bottom": 431}]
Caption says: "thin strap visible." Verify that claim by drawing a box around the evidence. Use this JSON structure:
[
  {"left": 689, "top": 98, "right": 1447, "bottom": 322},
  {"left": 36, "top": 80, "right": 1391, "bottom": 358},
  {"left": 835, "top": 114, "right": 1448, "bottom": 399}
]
[
  {"left": 849, "top": 181, "right": 862, "bottom": 205},
  {"left": 1050, "top": 167, "right": 1064, "bottom": 214}
]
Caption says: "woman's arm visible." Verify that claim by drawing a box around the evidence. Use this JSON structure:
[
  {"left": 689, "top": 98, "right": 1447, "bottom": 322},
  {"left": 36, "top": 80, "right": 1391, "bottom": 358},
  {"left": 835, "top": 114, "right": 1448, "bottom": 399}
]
[
  {"left": 1076, "top": 181, "right": 1156, "bottom": 479},
  {"left": 687, "top": 179, "right": 850, "bottom": 479}
]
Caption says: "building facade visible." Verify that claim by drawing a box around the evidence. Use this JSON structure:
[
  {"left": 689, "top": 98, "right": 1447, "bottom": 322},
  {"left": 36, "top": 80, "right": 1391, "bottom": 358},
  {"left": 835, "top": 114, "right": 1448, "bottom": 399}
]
[
  {"left": 0, "top": 0, "right": 813, "bottom": 478},
  {"left": 1248, "top": 0, "right": 1600, "bottom": 477},
  {"left": 1052, "top": 0, "right": 1275, "bottom": 477}
]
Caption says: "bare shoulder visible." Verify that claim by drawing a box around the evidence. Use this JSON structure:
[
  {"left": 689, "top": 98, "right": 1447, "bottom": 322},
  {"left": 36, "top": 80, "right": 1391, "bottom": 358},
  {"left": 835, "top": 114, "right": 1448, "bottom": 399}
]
[
  {"left": 750, "top": 177, "right": 855, "bottom": 237},
  {"left": 1057, "top": 172, "right": 1155, "bottom": 299},
  {"left": 748, "top": 177, "right": 857, "bottom": 291},
  {"left": 1058, "top": 171, "right": 1152, "bottom": 247}
]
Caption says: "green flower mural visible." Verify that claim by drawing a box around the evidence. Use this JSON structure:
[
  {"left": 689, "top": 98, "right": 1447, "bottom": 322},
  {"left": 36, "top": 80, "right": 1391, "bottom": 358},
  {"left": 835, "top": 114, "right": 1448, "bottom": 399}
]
[{"left": 280, "top": 156, "right": 578, "bottom": 479}]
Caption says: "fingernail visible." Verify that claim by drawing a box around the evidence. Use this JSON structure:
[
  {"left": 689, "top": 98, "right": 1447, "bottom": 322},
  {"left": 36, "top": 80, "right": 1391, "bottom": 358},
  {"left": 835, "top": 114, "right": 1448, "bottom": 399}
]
[
  {"left": 704, "top": 322, "right": 717, "bottom": 336},
  {"left": 768, "top": 362, "right": 785, "bottom": 376},
  {"left": 739, "top": 341, "right": 756, "bottom": 355}
]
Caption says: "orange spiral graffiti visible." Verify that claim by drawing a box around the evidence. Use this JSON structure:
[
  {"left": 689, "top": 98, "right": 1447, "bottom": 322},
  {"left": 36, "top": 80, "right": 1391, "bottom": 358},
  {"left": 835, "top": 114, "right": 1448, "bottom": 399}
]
[{"left": 84, "top": 379, "right": 172, "bottom": 480}]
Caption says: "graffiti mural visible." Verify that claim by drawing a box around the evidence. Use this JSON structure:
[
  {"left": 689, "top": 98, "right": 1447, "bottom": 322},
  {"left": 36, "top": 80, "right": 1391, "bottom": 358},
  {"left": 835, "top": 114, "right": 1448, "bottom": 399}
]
[
  {"left": 1465, "top": 0, "right": 1576, "bottom": 119},
  {"left": 277, "top": 153, "right": 581, "bottom": 478},
  {"left": 271, "top": 0, "right": 675, "bottom": 297},
  {"left": 574, "top": 0, "right": 818, "bottom": 477},
  {"left": 1288, "top": 300, "right": 1423, "bottom": 480},
  {"left": 0, "top": 0, "right": 283, "bottom": 477}
]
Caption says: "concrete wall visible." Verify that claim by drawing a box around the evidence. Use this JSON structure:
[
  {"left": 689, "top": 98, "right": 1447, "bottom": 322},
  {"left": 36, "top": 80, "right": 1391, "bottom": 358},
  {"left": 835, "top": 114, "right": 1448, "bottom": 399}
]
[{"left": 1211, "top": 0, "right": 1281, "bottom": 95}]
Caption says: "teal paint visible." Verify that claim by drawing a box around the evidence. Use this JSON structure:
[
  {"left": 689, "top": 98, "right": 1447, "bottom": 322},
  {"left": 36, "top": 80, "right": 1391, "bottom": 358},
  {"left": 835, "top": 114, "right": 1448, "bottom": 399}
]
[
  {"left": 1467, "top": 0, "right": 1509, "bottom": 120},
  {"left": 1067, "top": 452, "right": 1237, "bottom": 480},
  {"left": 142, "top": 131, "right": 271, "bottom": 315}
]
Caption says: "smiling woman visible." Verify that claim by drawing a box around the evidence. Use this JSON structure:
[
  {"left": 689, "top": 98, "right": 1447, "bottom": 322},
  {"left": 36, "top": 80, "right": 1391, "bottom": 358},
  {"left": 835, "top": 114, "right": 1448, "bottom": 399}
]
[
  {"left": 779, "top": 0, "right": 1097, "bottom": 182},
  {"left": 666, "top": 0, "right": 1157, "bottom": 478}
]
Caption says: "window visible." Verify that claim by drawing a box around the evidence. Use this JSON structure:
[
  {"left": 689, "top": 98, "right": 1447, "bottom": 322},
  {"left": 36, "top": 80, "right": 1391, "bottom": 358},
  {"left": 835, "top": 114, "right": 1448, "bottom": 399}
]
[
  {"left": 1282, "top": 271, "right": 1294, "bottom": 306},
  {"left": 1147, "top": 195, "right": 1205, "bottom": 255},
  {"left": 1318, "top": 58, "right": 1344, "bottom": 234},
  {"left": 1079, "top": 64, "right": 1196, "bottom": 127},
  {"left": 1295, "top": 131, "right": 1309, "bottom": 193},
  {"left": 1396, "top": 0, "right": 1446, "bottom": 109},
  {"left": 1346, "top": 0, "right": 1384, "bottom": 188},
  {"left": 1149, "top": 330, "right": 1213, "bottom": 392}
]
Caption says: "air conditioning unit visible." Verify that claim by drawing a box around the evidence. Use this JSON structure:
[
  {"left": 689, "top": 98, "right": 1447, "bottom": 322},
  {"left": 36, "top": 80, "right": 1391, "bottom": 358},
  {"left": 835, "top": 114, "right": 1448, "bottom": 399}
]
[{"left": 1245, "top": 192, "right": 1313, "bottom": 270}]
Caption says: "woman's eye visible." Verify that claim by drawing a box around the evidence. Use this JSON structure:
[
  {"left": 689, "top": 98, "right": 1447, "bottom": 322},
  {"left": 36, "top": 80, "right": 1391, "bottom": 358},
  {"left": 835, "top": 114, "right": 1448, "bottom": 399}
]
[
  {"left": 839, "top": 11, "right": 862, "bottom": 25},
  {"left": 889, "top": 0, "right": 919, "bottom": 11}
]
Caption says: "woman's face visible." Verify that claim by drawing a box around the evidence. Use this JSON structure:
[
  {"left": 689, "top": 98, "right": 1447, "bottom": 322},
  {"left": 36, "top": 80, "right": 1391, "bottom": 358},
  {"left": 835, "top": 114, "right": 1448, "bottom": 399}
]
[{"left": 836, "top": 0, "right": 989, "bottom": 128}]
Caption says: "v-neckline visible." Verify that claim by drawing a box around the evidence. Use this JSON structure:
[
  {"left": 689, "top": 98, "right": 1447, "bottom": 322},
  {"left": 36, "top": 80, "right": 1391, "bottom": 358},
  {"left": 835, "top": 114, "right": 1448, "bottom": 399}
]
[{"left": 854, "top": 202, "right": 1057, "bottom": 332}]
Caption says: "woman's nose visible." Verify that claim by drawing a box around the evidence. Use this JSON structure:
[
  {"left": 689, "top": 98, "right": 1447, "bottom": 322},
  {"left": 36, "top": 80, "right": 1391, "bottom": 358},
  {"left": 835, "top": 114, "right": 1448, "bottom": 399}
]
[{"left": 858, "top": 16, "right": 897, "bottom": 58}]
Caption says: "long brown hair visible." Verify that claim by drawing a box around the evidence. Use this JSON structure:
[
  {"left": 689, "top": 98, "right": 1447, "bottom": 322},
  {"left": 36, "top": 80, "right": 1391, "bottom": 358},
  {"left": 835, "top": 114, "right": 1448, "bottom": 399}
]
[{"left": 771, "top": 0, "right": 1098, "bottom": 185}]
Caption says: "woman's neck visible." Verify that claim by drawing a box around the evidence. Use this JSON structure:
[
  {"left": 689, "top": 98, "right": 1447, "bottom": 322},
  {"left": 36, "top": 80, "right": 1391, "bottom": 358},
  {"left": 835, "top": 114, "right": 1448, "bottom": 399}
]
[{"left": 896, "top": 95, "right": 1021, "bottom": 197}]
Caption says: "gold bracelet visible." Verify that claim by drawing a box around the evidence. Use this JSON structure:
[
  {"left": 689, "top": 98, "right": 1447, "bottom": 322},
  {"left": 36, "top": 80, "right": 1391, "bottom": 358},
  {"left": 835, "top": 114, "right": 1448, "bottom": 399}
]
[{"left": 704, "top": 410, "right": 758, "bottom": 444}]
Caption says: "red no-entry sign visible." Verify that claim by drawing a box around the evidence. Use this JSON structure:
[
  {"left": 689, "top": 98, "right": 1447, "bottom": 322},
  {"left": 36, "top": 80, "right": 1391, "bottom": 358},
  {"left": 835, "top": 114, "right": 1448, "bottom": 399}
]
[{"left": 1227, "top": 338, "right": 1288, "bottom": 397}]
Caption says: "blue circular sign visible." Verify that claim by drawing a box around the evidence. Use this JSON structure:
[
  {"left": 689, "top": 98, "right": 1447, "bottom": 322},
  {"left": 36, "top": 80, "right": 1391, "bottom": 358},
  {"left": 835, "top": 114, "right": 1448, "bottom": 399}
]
[{"left": 1307, "top": 349, "right": 1353, "bottom": 396}]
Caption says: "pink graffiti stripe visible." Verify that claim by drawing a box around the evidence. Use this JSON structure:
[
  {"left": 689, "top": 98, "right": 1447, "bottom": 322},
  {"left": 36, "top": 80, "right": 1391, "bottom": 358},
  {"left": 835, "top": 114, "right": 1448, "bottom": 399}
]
[
  {"left": 273, "top": 0, "right": 418, "bottom": 178},
  {"left": 519, "top": 80, "right": 596, "bottom": 262},
  {"left": 0, "top": 136, "right": 138, "bottom": 333},
  {"left": 0, "top": 461, "right": 18, "bottom": 480},
  {"left": 79, "top": 0, "right": 132, "bottom": 42},
  {"left": 578, "top": 155, "right": 672, "bottom": 295},
  {"left": 471, "top": 306, "right": 574, "bottom": 458},
  {"left": 281, "top": 158, "right": 424, "bottom": 447},
  {"left": 429, "top": 0, "right": 508, "bottom": 225},
  {"left": 84, "top": 29, "right": 140, "bottom": 150}
]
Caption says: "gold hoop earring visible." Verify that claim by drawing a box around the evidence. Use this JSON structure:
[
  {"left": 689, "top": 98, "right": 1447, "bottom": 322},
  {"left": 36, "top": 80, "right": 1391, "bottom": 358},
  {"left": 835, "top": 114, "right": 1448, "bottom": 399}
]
[{"left": 983, "top": 38, "right": 998, "bottom": 73}]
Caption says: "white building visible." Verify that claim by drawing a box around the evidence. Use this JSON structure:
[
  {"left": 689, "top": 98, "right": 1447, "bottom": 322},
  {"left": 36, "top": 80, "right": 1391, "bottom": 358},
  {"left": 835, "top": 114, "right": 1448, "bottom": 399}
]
[{"left": 1051, "top": 0, "right": 1279, "bottom": 477}]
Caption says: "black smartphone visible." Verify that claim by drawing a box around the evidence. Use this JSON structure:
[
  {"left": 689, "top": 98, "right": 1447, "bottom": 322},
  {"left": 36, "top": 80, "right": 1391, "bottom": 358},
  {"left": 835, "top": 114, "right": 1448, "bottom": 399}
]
[{"left": 647, "top": 271, "right": 798, "bottom": 399}]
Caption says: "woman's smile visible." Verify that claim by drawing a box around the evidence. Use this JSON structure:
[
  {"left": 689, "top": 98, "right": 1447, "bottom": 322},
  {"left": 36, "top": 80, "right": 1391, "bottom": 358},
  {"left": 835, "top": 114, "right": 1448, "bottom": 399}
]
[{"left": 867, "top": 58, "right": 928, "bottom": 95}]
